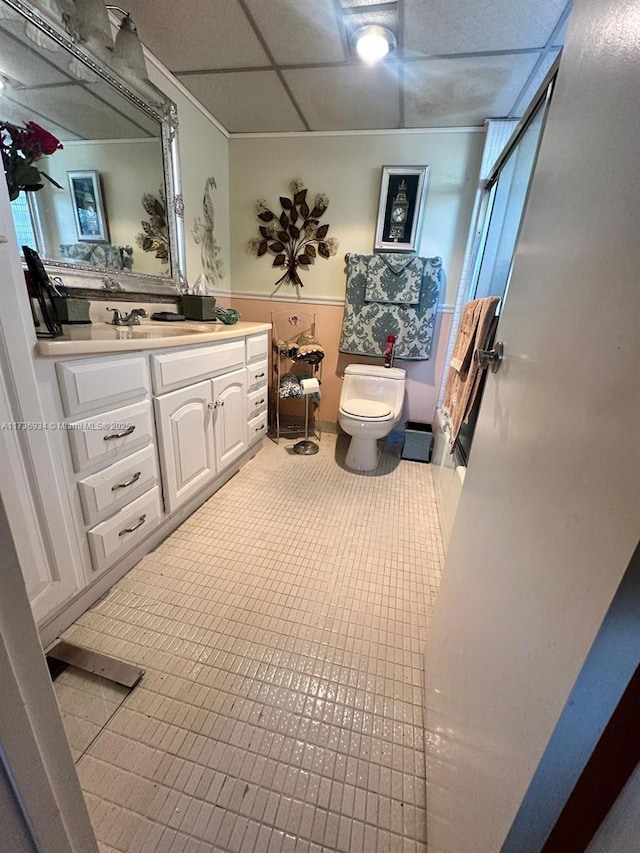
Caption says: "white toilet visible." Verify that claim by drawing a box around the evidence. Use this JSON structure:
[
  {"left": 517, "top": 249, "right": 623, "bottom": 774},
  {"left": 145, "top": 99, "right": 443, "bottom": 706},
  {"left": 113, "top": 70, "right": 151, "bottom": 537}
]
[{"left": 338, "top": 364, "right": 406, "bottom": 471}]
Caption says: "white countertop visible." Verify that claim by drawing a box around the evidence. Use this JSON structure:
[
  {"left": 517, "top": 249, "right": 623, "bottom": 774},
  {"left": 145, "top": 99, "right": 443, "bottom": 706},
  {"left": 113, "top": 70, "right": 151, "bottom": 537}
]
[{"left": 36, "top": 320, "right": 272, "bottom": 357}]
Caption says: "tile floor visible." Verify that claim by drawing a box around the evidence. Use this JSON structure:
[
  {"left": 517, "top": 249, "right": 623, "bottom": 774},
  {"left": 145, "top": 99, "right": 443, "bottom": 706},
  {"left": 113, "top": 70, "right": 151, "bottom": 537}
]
[
  {"left": 52, "top": 665, "right": 130, "bottom": 762},
  {"left": 61, "top": 433, "right": 444, "bottom": 852}
]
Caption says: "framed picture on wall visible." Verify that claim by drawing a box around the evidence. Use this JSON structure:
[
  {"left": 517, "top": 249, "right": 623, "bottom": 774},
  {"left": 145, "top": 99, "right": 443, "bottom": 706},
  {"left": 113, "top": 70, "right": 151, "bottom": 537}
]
[
  {"left": 67, "top": 170, "right": 109, "bottom": 243},
  {"left": 374, "top": 165, "right": 429, "bottom": 253}
]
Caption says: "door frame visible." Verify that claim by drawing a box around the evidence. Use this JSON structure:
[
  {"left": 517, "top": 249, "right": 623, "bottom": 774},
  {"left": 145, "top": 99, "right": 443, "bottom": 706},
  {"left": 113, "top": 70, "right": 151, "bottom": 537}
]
[{"left": 0, "top": 489, "right": 98, "bottom": 851}]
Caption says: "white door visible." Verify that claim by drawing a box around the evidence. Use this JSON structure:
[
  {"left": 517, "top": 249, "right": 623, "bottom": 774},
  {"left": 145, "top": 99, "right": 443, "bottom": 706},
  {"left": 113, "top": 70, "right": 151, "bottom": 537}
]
[
  {"left": 0, "top": 495, "right": 98, "bottom": 852},
  {"left": 0, "top": 171, "right": 86, "bottom": 628},
  {"left": 212, "top": 369, "right": 248, "bottom": 471},
  {"left": 425, "top": 1, "right": 640, "bottom": 851},
  {"left": 154, "top": 380, "right": 216, "bottom": 512}
]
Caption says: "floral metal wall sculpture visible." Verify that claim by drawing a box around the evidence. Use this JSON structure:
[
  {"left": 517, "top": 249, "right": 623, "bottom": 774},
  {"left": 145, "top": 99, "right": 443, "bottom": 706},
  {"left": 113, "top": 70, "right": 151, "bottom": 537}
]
[{"left": 247, "top": 178, "right": 338, "bottom": 290}]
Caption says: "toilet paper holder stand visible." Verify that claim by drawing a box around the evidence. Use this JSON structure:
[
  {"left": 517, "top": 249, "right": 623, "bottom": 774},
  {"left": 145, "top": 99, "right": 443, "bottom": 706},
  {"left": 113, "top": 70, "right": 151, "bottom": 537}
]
[{"left": 293, "top": 381, "right": 320, "bottom": 456}]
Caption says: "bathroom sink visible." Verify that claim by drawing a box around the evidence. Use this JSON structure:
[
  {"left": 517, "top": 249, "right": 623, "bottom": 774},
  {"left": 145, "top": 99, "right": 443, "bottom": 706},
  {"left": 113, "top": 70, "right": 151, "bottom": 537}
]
[
  {"left": 36, "top": 319, "right": 268, "bottom": 356},
  {"left": 99, "top": 323, "right": 210, "bottom": 339}
]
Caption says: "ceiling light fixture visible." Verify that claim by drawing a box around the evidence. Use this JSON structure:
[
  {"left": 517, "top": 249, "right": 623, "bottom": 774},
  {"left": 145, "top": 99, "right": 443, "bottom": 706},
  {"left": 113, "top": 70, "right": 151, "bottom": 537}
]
[
  {"left": 106, "top": 5, "right": 148, "bottom": 81},
  {"left": 353, "top": 24, "right": 396, "bottom": 63}
]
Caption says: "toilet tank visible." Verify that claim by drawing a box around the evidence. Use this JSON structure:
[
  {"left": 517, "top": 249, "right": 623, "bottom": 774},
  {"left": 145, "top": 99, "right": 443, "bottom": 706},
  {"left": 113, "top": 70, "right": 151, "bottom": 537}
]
[{"left": 342, "top": 364, "right": 406, "bottom": 408}]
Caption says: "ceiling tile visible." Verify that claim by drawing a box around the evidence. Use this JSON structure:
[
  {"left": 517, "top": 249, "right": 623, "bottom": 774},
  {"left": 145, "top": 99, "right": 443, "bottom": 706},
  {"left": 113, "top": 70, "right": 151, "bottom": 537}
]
[
  {"left": 84, "top": 81, "right": 161, "bottom": 137},
  {"left": 404, "top": 0, "right": 568, "bottom": 55},
  {"left": 510, "top": 49, "right": 561, "bottom": 117},
  {"left": 0, "top": 97, "right": 80, "bottom": 141},
  {"left": 16, "top": 86, "right": 152, "bottom": 139},
  {"left": 283, "top": 64, "right": 400, "bottom": 131},
  {"left": 242, "top": 0, "right": 346, "bottom": 65},
  {"left": 0, "top": 27, "right": 69, "bottom": 86},
  {"left": 404, "top": 53, "right": 539, "bottom": 127},
  {"left": 177, "top": 71, "right": 306, "bottom": 133},
  {"left": 123, "top": 0, "right": 269, "bottom": 72}
]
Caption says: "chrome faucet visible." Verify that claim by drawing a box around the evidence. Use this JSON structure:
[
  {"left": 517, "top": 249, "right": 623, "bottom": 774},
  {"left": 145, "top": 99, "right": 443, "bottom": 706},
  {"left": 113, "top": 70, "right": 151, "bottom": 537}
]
[{"left": 107, "top": 307, "right": 148, "bottom": 326}]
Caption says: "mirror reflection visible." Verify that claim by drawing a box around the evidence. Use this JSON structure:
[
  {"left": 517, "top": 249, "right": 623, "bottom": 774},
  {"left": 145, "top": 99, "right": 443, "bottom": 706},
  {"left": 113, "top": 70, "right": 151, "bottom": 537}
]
[{"left": 0, "top": 7, "right": 171, "bottom": 278}]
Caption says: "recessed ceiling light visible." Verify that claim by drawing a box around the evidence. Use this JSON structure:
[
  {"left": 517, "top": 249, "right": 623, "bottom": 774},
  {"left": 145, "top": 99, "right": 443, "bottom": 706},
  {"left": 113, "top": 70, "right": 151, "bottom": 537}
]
[{"left": 353, "top": 24, "right": 396, "bottom": 63}]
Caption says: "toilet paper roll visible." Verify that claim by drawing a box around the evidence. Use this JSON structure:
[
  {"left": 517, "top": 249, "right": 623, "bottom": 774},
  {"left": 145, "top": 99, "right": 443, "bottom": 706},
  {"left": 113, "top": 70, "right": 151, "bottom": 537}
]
[{"left": 300, "top": 377, "right": 320, "bottom": 395}]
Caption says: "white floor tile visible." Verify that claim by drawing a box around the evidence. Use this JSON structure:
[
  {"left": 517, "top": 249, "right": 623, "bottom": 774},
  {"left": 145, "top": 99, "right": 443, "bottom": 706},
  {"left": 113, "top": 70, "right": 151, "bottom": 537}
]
[{"left": 63, "top": 433, "right": 444, "bottom": 849}]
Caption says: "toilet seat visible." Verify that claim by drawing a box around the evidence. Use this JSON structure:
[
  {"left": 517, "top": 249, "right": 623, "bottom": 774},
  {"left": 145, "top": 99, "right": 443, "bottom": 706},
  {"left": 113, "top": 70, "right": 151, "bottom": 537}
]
[{"left": 340, "top": 398, "right": 392, "bottom": 420}]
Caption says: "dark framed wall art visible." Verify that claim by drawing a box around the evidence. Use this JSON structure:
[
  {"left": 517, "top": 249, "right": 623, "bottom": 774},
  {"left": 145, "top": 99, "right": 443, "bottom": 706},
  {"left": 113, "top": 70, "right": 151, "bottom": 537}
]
[
  {"left": 67, "top": 170, "right": 109, "bottom": 243},
  {"left": 374, "top": 165, "right": 429, "bottom": 253}
]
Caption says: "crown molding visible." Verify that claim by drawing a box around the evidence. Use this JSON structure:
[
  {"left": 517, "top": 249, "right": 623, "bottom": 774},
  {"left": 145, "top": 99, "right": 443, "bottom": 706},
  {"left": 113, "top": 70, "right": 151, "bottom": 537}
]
[
  {"left": 230, "top": 127, "right": 485, "bottom": 140},
  {"left": 143, "top": 50, "right": 230, "bottom": 139}
]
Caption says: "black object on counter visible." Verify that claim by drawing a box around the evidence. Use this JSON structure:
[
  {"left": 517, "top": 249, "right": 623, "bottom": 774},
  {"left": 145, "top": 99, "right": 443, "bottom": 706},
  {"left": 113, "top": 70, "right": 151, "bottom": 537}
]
[
  {"left": 22, "top": 246, "right": 63, "bottom": 338},
  {"left": 150, "top": 312, "right": 186, "bottom": 322},
  {"left": 181, "top": 294, "right": 216, "bottom": 321},
  {"left": 52, "top": 296, "right": 91, "bottom": 324}
]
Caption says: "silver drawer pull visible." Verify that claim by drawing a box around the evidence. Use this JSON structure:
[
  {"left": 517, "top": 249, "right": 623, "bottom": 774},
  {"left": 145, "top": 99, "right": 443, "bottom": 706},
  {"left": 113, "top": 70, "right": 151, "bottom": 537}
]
[
  {"left": 118, "top": 513, "right": 146, "bottom": 536},
  {"left": 255, "top": 372, "right": 265, "bottom": 379},
  {"left": 255, "top": 424, "right": 265, "bottom": 432},
  {"left": 104, "top": 424, "right": 135, "bottom": 441},
  {"left": 255, "top": 398, "right": 265, "bottom": 406},
  {"left": 111, "top": 471, "right": 142, "bottom": 491}
]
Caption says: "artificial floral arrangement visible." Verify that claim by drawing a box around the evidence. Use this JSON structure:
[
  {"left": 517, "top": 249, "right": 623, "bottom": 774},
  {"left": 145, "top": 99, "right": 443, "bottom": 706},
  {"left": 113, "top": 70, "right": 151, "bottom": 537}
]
[
  {"left": 137, "top": 189, "right": 169, "bottom": 263},
  {"left": 246, "top": 178, "right": 339, "bottom": 289},
  {"left": 0, "top": 120, "right": 63, "bottom": 201}
]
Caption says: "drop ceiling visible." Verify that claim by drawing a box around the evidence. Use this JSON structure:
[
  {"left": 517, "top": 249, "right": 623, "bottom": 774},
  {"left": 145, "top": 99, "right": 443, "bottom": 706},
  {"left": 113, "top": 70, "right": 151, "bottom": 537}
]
[
  {"left": 0, "top": 21, "right": 159, "bottom": 140},
  {"left": 124, "top": 0, "right": 570, "bottom": 134}
]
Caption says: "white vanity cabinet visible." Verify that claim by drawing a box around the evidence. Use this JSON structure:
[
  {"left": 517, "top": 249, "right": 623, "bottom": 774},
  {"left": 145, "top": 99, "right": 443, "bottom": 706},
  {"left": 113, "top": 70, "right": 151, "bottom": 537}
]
[
  {"left": 212, "top": 369, "right": 248, "bottom": 470},
  {"left": 154, "top": 380, "right": 216, "bottom": 513},
  {"left": 53, "top": 353, "right": 162, "bottom": 577},
  {"left": 245, "top": 333, "right": 269, "bottom": 445},
  {"left": 153, "top": 344, "right": 250, "bottom": 511},
  {"left": 31, "top": 322, "right": 270, "bottom": 644}
]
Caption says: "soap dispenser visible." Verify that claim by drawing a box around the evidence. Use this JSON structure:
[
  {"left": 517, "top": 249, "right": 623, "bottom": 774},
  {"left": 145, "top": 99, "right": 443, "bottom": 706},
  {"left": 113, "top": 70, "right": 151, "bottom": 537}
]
[{"left": 384, "top": 334, "right": 396, "bottom": 368}]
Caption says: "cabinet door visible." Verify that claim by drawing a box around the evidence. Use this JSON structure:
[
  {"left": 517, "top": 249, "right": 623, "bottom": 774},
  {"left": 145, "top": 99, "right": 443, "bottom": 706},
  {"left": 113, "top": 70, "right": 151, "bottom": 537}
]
[
  {"left": 212, "top": 369, "right": 248, "bottom": 471},
  {"left": 154, "top": 380, "right": 216, "bottom": 512}
]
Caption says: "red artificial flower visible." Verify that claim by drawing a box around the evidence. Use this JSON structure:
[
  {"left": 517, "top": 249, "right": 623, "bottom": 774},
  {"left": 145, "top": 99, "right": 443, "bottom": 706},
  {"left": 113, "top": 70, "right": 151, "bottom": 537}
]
[
  {"left": 1, "top": 119, "right": 64, "bottom": 200},
  {"left": 25, "top": 121, "right": 63, "bottom": 156}
]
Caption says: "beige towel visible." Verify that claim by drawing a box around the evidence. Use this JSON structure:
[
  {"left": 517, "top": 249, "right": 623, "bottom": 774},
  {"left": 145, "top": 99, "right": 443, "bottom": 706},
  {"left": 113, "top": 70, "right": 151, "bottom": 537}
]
[
  {"left": 442, "top": 297, "right": 501, "bottom": 448},
  {"left": 450, "top": 299, "right": 481, "bottom": 373}
]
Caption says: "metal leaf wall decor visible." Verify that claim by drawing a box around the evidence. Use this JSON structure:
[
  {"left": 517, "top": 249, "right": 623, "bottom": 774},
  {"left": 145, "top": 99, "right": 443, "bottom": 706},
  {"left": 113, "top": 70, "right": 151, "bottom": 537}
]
[
  {"left": 246, "top": 178, "right": 339, "bottom": 290},
  {"left": 136, "top": 188, "right": 169, "bottom": 263}
]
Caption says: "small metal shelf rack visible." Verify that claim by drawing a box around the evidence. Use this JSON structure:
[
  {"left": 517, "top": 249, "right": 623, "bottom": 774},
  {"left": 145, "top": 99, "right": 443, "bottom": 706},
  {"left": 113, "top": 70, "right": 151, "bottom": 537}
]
[{"left": 270, "top": 310, "right": 322, "bottom": 444}]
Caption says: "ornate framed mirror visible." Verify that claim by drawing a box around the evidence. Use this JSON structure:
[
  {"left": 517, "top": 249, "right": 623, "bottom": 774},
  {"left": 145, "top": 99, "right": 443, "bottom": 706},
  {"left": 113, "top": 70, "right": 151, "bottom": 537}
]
[{"left": 0, "top": 0, "right": 186, "bottom": 296}]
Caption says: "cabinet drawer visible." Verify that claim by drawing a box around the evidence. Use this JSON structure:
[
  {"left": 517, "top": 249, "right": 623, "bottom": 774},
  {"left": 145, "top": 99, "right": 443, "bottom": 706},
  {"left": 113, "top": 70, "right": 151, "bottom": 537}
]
[
  {"left": 247, "top": 386, "right": 268, "bottom": 419},
  {"left": 151, "top": 340, "right": 245, "bottom": 394},
  {"left": 57, "top": 356, "right": 150, "bottom": 417},
  {"left": 67, "top": 400, "right": 154, "bottom": 474},
  {"left": 248, "top": 411, "right": 268, "bottom": 444},
  {"left": 246, "top": 360, "right": 268, "bottom": 392},
  {"left": 87, "top": 487, "right": 162, "bottom": 573},
  {"left": 246, "top": 332, "right": 269, "bottom": 364},
  {"left": 78, "top": 445, "right": 159, "bottom": 526}
]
